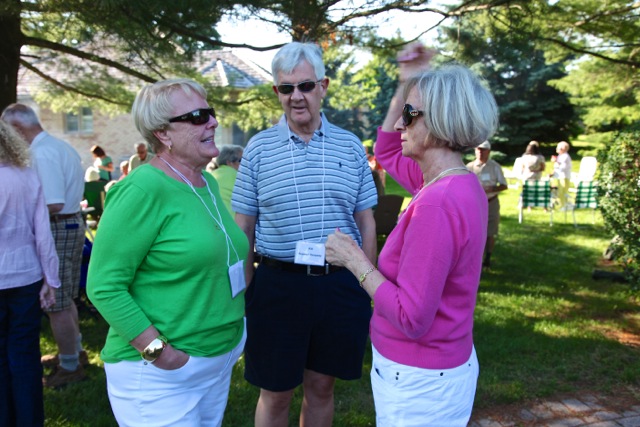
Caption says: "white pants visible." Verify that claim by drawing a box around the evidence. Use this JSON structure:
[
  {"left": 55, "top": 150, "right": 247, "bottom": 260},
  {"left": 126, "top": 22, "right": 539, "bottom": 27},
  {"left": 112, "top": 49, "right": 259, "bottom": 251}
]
[
  {"left": 371, "top": 344, "right": 479, "bottom": 427},
  {"left": 104, "top": 328, "right": 246, "bottom": 427}
]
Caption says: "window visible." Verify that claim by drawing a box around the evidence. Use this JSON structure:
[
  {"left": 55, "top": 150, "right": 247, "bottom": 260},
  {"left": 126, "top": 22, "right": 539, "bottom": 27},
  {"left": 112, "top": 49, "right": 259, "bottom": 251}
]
[{"left": 65, "top": 107, "right": 93, "bottom": 134}]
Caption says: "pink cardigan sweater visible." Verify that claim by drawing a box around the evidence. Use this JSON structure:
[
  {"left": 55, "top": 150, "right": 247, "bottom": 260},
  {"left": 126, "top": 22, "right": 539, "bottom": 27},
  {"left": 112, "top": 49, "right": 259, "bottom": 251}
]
[{"left": 372, "top": 128, "right": 487, "bottom": 369}]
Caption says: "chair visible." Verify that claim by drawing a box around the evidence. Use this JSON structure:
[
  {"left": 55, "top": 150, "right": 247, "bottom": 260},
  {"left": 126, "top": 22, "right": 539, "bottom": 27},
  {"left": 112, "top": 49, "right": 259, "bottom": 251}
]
[
  {"left": 504, "top": 157, "right": 524, "bottom": 189},
  {"left": 83, "top": 181, "right": 107, "bottom": 220},
  {"left": 570, "top": 181, "right": 598, "bottom": 227},
  {"left": 572, "top": 156, "right": 597, "bottom": 184},
  {"left": 518, "top": 180, "right": 554, "bottom": 225},
  {"left": 374, "top": 194, "right": 404, "bottom": 236}
]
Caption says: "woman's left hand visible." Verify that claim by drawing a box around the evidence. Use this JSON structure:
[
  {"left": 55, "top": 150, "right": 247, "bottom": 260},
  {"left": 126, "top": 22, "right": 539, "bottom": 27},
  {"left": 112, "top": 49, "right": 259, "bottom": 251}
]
[
  {"left": 326, "top": 230, "right": 363, "bottom": 269},
  {"left": 39, "top": 283, "right": 56, "bottom": 309}
]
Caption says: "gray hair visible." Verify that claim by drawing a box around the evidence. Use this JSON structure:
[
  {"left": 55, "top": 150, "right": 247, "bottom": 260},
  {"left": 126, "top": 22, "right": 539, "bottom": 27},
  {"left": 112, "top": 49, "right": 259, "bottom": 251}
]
[
  {"left": 216, "top": 145, "right": 244, "bottom": 167},
  {"left": 557, "top": 140, "right": 570, "bottom": 151},
  {"left": 1, "top": 103, "right": 42, "bottom": 128},
  {"left": 271, "top": 42, "right": 325, "bottom": 85},
  {"left": 404, "top": 65, "right": 498, "bottom": 152},
  {"left": 131, "top": 78, "right": 207, "bottom": 153}
]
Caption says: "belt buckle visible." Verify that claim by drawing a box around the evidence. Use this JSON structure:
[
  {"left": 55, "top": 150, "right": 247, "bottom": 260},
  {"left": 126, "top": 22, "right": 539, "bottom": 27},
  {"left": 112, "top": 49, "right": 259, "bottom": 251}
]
[{"left": 306, "top": 264, "right": 329, "bottom": 277}]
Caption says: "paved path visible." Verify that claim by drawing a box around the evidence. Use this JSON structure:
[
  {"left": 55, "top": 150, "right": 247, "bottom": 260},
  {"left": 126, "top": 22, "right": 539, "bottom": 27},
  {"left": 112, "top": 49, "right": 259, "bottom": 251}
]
[{"left": 469, "top": 393, "right": 640, "bottom": 427}]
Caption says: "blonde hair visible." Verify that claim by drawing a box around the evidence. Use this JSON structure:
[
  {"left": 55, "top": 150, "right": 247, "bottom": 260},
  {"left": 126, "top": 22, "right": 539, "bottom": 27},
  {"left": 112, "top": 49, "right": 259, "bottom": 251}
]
[
  {"left": 0, "top": 120, "right": 30, "bottom": 168},
  {"left": 131, "top": 78, "right": 207, "bottom": 153},
  {"left": 404, "top": 65, "right": 498, "bottom": 152}
]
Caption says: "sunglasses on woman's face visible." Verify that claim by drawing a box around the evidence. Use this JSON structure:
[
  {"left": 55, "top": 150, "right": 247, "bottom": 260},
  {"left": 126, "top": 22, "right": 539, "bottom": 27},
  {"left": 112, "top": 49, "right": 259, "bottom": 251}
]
[
  {"left": 402, "top": 104, "right": 424, "bottom": 127},
  {"left": 168, "top": 108, "right": 216, "bottom": 125},
  {"left": 276, "top": 80, "right": 323, "bottom": 95}
]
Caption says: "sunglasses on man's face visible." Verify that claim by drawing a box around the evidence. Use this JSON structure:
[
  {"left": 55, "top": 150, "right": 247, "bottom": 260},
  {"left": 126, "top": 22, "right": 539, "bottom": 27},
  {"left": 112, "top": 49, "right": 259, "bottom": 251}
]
[
  {"left": 276, "top": 80, "right": 323, "bottom": 95},
  {"left": 402, "top": 104, "right": 424, "bottom": 127},
  {"left": 168, "top": 108, "right": 216, "bottom": 125}
]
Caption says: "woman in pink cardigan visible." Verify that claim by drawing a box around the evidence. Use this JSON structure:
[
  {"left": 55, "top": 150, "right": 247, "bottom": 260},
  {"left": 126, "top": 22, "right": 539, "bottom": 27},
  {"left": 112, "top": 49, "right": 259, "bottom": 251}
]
[{"left": 326, "top": 44, "right": 498, "bottom": 426}]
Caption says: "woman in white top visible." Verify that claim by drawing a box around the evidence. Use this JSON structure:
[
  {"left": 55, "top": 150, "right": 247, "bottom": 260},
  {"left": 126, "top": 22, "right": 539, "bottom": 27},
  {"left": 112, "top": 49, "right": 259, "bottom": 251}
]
[{"left": 520, "top": 140, "right": 546, "bottom": 181}]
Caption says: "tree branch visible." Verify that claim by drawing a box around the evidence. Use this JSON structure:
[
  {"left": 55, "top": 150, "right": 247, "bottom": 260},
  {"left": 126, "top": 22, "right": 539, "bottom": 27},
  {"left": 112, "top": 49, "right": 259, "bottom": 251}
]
[
  {"left": 20, "top": 60, "right": 130, "bottom": 106},
  {"left": 22, "top": 36, "right": 157, "bottom": 83},
  {"left": 539, "top": 36, "right": 640, "bottom": 67}
]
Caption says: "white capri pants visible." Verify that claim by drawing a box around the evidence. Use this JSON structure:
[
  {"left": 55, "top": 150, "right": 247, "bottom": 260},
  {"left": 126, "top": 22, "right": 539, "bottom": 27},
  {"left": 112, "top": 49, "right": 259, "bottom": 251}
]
[
  {"left": 371, "top": 344, "right": 479, "bottom": 427},
  {"left": 104, "top": 327, "right": 246, "bottom": 427}
]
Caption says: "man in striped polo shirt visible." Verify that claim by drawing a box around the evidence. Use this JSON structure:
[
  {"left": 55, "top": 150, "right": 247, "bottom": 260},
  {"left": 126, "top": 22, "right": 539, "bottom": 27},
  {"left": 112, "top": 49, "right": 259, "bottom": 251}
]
[{"left": 233, "top": 42, "right": 377, "bottom": 427}]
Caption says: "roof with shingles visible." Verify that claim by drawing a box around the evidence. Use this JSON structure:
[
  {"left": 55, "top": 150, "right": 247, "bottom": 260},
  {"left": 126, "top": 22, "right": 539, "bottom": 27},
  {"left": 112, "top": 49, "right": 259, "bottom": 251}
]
[{"left": 17, "top": 48, "right": 271, "bottom": 97}]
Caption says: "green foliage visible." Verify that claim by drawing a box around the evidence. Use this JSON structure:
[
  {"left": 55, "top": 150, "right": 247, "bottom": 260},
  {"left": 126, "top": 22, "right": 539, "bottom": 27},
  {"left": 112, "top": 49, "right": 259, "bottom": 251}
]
[
  {"left": 437, "top": 11, "right": 580, "bottom": 154},
  {"left": 550, "top": 56, "right": 640, "bottom": 134},
  {"left": 322, "top": 45, "right": 370, "bottom": 139},
  {"left": 597, "top": 124, "right": 640, "bottom": 289}
]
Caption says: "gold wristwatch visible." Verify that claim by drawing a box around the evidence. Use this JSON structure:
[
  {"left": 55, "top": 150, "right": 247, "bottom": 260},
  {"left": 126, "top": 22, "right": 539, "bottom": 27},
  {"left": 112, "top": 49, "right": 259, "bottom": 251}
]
[{"left": 141, "top": 335, "right": 167, "bottom": 363}]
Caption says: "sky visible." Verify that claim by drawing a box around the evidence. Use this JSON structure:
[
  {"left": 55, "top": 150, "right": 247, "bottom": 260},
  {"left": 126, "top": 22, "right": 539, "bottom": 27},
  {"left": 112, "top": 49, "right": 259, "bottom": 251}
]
[{"left": 216, "top": 7, "right": 447, "bottom": 72}]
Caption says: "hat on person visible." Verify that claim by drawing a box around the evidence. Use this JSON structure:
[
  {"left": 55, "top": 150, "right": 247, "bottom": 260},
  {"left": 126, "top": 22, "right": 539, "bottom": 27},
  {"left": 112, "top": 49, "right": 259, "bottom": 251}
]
[{"left": 477, "top": 141, "right": 491, "bottom": 150}]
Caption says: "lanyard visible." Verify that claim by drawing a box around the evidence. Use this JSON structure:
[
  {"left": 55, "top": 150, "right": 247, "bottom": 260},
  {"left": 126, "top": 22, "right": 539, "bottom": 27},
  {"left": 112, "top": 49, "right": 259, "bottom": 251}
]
[
  {"left": 287, "top": 124, "right": 326, "bottom": 242},
  {"left": 158, "top": 156, "right": 240, "bottom": 267},
  {"left": 409, "top": 167, "right": 470, "bottom": 208}
]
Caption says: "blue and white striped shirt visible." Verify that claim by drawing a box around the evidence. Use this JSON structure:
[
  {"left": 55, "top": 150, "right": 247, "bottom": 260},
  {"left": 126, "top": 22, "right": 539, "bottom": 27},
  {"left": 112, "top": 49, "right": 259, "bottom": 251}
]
[{"left": 232, "top": 114, "right": 377, "bottom": 261}]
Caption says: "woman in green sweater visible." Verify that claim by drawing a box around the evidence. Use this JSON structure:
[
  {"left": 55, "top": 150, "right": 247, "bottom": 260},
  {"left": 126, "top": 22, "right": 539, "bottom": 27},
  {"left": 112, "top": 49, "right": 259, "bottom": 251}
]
[{"left": 87, "top": 79, "right": 248, "bottom": 427}]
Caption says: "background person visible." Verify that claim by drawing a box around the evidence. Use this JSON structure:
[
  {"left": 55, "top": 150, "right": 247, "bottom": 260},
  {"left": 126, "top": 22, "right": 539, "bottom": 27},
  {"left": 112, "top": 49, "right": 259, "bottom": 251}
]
[
  {"left": 1, "top": 103, "right": 87, "bottom": 388},
  {"left": 551, "top": 140, "right": 572, "bottom": 210},
  {"left": 118, "top": 160, "right": 129, "bottom": 179},
  {"left": 325, "top": 43, "right": 498, "bottom": 426},
  {"left": 87, "top": 78, "right": 248, "bottom": 427},
  {"left": 520, "top": 140, "right": 546, "bottom": 181},
  {"left": 128, "top": 142, "right": 153, "bottom": 171},
  {"left": 90, "top": 145, "right": 113, "bottom": 181},
  {"left": 233, "top": 41, "right": 377, "bottom": 427},
  {"left": 467, "top": 140, "right": 508, "bottom": 269},
  {"left": 0, "top": 121, "right": 58, "bottom": 426},
  {"left": 210, "top": 144, "right": 243, "bottom": 215}
]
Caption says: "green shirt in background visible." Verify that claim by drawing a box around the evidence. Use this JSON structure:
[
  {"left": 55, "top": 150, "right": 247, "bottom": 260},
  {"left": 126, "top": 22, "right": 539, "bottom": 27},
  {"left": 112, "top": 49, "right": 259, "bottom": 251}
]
[
  {"left": 87, "top": 164, "right": 248, "bottom": 363},
  {"left": 210, "top": 165, "right": 238, "bottom": 216}
]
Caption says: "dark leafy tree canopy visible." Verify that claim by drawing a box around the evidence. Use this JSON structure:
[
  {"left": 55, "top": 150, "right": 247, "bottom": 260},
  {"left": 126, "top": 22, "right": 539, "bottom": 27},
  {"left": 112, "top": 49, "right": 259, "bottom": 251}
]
[
  {"left": 437, "top": 12, "right": 580, "bottom": 153},
  {"left": 2, "top": 0, "right": 639, "bottom": 134}
]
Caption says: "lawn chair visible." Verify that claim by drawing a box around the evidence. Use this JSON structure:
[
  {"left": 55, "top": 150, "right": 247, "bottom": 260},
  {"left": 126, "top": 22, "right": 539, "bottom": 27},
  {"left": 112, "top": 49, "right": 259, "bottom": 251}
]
[
  {"left": 504, "top": 157, "right": 524, "bottom": 189},
  {"left": 569, "top": 181, "right": 598, "bottom": 227},
  {"left": 374, "top": 194, "right": 404, "bottom": 237},
  {"left": 518, "top": 180, "right": 553, "bottom": 225},
  {"left": 571, "top": 156, "right": 597, "bottom": 184}
]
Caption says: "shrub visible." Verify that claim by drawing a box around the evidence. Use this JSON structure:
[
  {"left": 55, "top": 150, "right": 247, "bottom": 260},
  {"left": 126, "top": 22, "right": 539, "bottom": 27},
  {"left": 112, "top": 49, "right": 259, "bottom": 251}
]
[{"left": 597, "top": 123, "right": 640, "bottom": 289}]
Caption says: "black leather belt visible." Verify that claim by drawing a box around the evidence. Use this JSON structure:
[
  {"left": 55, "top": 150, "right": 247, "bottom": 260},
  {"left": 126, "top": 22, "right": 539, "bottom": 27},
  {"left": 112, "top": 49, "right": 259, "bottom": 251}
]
[
  {"left": 50, "top": 212, "right": 81, "bottom": 222},
  {"left": 257, "top": 255, "right": 344, "bottom": 276}
]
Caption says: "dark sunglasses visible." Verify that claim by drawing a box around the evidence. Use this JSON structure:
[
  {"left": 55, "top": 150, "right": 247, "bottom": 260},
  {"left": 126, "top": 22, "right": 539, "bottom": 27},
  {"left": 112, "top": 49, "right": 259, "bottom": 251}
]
[
  {"left": 402, "top": 104, "right": 424, "bottom": 127},
  {"left": 168, "top": 108, "right": 216, "bottom": 125},
  {"left": 276, "top": 80, "right": 323, "bottom": 95}
]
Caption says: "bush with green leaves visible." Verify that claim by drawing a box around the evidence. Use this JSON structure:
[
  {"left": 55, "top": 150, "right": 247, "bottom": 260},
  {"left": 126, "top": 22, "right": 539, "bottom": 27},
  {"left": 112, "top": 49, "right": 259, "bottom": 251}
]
[{"left": 597, "top": 123, "right": 640, "bottom": 289}]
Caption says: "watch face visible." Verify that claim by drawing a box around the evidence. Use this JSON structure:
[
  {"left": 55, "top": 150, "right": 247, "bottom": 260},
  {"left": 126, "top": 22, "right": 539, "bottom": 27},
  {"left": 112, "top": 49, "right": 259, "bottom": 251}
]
[{"left": 142, "top": 338, "right": 166, "bottom": 362}]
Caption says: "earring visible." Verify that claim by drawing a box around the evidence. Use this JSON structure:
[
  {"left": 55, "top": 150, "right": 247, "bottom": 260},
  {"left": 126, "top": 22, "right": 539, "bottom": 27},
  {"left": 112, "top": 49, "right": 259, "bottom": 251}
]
[{"left": 168, "top": 144, "right": 172, "bottom": 152}]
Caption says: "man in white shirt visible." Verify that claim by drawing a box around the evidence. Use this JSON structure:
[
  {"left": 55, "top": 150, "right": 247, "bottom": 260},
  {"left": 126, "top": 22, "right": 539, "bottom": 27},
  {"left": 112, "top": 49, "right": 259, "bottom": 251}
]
[
  {"left": 128, "top": 142, "right": 154, "bottom": 171},
  {"left": 2, "top": 103, "right": 87, "bottom": 388}
]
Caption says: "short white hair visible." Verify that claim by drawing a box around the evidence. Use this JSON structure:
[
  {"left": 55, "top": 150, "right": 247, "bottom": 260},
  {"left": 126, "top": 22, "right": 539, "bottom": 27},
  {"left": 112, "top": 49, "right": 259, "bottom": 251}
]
[
  {"left": 405, "top": 65, "right": 499, "bottom": 152},
  {"left": 131, "top": 79, "right": 207, "bottom": 152},
  {"left": 271, "top": 42, "right": 325, "bottom": 85}
]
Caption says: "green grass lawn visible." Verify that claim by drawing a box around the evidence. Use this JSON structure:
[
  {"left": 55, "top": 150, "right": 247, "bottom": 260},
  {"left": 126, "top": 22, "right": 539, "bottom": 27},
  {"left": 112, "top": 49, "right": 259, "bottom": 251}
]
[{"left": 41, "top": 178, "right": 639, "bottom": 426}]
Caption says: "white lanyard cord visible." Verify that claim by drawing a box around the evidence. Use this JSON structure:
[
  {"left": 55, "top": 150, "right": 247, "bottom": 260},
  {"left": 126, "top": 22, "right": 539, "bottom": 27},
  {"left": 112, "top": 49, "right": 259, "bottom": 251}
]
[
  {"left": 287, "top": 124, "right": 325, "bottom": 243},
  {"left": 158, "top": 156, "right": 239, "bottom": 266}
]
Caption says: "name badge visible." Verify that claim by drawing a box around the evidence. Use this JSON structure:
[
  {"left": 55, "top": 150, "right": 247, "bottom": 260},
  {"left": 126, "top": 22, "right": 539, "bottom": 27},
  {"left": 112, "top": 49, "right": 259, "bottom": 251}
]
[
  {"left": 228, "top": 260, "right": 246, "bottom": 298},
  {"left": 294, "top": 241, "right": 325, "bottom": 266},
  {"left": 480, "top": 173, "right": 491, "bottom": 182}
]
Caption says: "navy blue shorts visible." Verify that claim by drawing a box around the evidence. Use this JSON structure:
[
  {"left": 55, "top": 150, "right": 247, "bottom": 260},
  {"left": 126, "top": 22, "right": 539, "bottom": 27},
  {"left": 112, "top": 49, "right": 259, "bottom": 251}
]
[{"left": 243, "top": 264, "right": 372, "bottom": 392}]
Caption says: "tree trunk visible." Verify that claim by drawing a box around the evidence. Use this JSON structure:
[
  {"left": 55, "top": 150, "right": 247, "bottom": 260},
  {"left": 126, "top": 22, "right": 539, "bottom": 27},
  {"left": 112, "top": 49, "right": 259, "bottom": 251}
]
[{"left": 0, "top": 0, "right": 22, "bottom": 111}]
